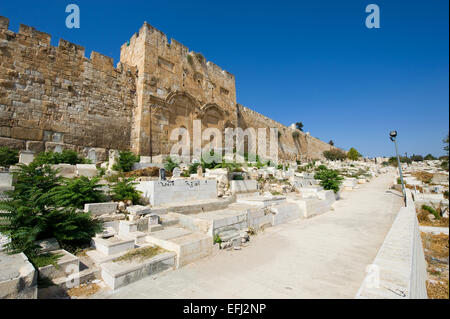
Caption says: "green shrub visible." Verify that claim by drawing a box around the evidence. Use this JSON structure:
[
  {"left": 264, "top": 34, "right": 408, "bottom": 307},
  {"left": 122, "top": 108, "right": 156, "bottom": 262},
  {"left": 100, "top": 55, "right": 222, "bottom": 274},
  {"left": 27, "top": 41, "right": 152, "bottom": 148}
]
[
  {"left": 33, "top": 150, "right": 88, "bottom": 166},
  {"left": 0, "top": 146, "right": 19, "bottom": 167},
  {"left": 323, "top": 149, "right": 347, "bottom": 161},
  {"left": 424, "top": 154, "right": 437, "bottom": 161},
  {"left": 188, "top": 162, "right": 200, "bottom": 175},
  {"left": 213, "top": 234, "right": 222, "bottom": 245},
  {"left": 164, "top": 156, "right": 180, "bottom": 173},
  {"left": 109, "top": 177, "right": 141, "bottom": 204},
  {"left": 410, "top": 154, "right": 424, "bottom": 162},
  {"left": 232, "top": 175, "right": 244, "bottom": 181},
  {"left": 422, "top": 205, "right": 440, "bottom": 220},
  {"left": 0, "top": 164, "right": 101, "bottom": 257},
  {"left": 388, "top": 156, "right": 411, "bottom": 167},
  {"left": 97, "top": 167, "right": 106, "bottom": 177},
  {"left": 347, "top": 148, "right": 361, "bottom": 161},
  {"left": 441, "top": 160, "right": 449, "bottom": 171},
  {"left": 44, "top": 176, "right": 107, "bottom": 209},
  {"left": 314, "top": 166, "right": 343, "bottom": 193},
  {"left": 9, "top": 163, "right": 61, "bottom": 205},
  {"left": 187, "top": 54, "right": 194, "bottom": 66},
  {"left": 112, "top": 151, "right": 140, "bottom": 172},
  {"left": 29, "top": 252, "right": 64, "bottom": 268}
]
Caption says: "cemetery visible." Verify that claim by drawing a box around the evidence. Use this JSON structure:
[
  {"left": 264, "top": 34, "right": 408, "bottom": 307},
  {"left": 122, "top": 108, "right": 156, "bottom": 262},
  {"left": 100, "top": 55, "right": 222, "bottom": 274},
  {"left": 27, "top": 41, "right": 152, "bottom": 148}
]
[
  {"left": 0, "top": 144, "right": 394, "bottom": 298},
  {"left": 0, "top": 141, "right": 448, "bottom": 299}
]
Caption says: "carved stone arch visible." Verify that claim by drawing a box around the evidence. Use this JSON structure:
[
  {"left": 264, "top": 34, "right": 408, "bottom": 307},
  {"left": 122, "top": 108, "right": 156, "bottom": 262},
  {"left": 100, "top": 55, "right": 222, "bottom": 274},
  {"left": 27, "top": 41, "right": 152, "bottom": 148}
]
[
  {"left": 164, "top": 91, "right": 200, "bottom": 155},
  {"left": 166, "top": 91, "right": 201, "bottom": 109},
  {"left": 199, "top": 103, "right": 227, "bottom": 151},
  {"left": 200, "top": 103, "right": 226, "bottom": 128}
]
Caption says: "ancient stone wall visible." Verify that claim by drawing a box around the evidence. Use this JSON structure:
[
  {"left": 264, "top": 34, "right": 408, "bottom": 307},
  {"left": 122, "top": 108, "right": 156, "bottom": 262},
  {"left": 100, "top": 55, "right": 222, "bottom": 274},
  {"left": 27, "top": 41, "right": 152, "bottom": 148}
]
[
  {"left": 0, "top": 16, "right": 137, "bottom": 161},
  {"left": 237, "top": 104, "right": 336, "bottom": 161},
  {"left": 0, "top": 16, "right": 339, "bottom": 162},
  {"left": 119, "top": 22, "right": 237, "bottom": 157}
]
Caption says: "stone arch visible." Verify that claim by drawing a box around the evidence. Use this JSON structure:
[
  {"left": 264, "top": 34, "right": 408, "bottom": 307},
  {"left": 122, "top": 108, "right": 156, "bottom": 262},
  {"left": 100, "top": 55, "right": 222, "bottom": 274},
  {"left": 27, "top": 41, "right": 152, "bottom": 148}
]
[
  {"left": 199, "top": 103, "right": 226, "bottom": 151},
  {"left": 165, "top": 91, "right": 200, "bottom": 156},
  {"left": 200, "top": 103, "right": 225, "bottom": 129}
]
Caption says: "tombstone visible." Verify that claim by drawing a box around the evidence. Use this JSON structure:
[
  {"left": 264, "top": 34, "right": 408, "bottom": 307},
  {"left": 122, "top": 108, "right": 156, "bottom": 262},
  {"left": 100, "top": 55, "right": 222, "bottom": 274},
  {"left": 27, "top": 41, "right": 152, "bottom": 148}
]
[
  {"left": 87, "top": 149, "right": 97, "bottom": 163},
  {"left": 172, "top": 167, "right": 181, "bottom": 178},
  {"left": 159, "top": 168, "right": 166, "bottom": 181},
  {"left": 18, "top": 150, "right": 35, "bottom": 165},
  {"left": 52, "top": 132, "right": 64, "bottom": 143},
  {"left": 197, "top": 165, "right": 203, "bottom": 178},
  {"left": 108, "top": 150, "right": 119, "bottom": 170}
]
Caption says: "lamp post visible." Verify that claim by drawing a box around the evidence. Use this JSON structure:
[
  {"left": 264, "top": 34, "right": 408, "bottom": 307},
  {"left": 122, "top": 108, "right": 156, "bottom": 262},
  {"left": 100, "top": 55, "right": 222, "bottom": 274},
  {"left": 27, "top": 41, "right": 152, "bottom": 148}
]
[{"left": 389, "top": 130, "right": 406, "bottom": 205}]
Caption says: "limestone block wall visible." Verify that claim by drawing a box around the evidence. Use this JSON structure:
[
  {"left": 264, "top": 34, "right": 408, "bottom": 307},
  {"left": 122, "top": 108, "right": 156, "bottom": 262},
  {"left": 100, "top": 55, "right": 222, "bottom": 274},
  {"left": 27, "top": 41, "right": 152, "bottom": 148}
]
[
  {"left": 0, "top": 15, "right": 341, "bottom": 162},
  {"left": 237, "top": 104, "right": 337, "bottom": 161},
  {"left": 0, "top": 16, "right": 137, "bottom": 158},
  {"left": 120, "top": 22, "right": 237, "bottom": 156}
]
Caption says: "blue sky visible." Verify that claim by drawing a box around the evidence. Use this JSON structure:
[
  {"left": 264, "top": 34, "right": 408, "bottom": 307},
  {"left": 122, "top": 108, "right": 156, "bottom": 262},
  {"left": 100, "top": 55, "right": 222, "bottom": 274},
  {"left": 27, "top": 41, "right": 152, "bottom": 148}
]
[{"left": 0, "top": 0, "right": 448, "bottom": 157}]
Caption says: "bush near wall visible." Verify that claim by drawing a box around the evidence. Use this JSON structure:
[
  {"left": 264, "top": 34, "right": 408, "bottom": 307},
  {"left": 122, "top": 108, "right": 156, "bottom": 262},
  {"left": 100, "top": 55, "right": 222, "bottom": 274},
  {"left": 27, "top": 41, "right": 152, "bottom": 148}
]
[
  {"left": 0, "top": 146, "right": 19, "bottom": 167},
  {"left": 109, "top": 177, "right": 142, "bottom": 204},
  {"left": 33, "top": 150, "right": 90, "bottom": 165},
  {"left": 323, "top": 149, "right": 347, "bottom": 161},
  {"left": 112, "top": 151, "right": 140, "bottom": 172}
]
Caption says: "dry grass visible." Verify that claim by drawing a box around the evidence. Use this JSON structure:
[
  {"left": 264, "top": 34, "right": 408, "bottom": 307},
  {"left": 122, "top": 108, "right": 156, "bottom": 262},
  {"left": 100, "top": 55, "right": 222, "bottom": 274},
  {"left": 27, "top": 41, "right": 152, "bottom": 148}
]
[
  {"left": 67, "top": 283, "right": 101, "bottom": 298},
  {"left": 427, "top": 279, "right": 449, "bottom": 299},
  {"left": 406, "top": 184, "right": 424, "bottom": 193},
  {"left": 421, "top": 232, "right": 449, "bottom": 299},
  {"left": 411, "top": 171, "right": 433, "bottom": 184},
  {"left": 75, "top": 248, "right": 93, "bottom": 258},
  {"left": 421, "top": 232, "right": 449, "bottom": 259},
  {"left": 113, "top": 246, "right": 167, "bottom": 263},
  {"left": 417, "top": 210, "right": 449, "bottom": 227}
]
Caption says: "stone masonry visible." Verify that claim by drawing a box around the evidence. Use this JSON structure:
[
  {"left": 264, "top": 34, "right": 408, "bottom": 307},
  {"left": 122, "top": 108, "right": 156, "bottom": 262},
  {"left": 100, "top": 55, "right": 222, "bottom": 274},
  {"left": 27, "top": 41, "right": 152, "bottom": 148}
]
[{"left": 0, "top": 16, "right": 337, "bottom": 161}]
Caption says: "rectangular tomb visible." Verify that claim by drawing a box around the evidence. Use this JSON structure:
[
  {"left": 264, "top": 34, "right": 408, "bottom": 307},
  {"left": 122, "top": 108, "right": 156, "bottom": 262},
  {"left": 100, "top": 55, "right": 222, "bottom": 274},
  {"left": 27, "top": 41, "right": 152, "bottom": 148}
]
[
  {"left": 136, "top": 179, "right": 217, "bottom": 206},
  {"left": 230, "top": 180, "right": 257, "bottom": 194}
]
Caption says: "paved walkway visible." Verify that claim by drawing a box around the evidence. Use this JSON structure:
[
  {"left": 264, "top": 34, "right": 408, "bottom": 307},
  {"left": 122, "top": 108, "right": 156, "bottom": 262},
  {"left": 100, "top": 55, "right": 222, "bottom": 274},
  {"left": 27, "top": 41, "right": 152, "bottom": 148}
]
[{"left": 94, "top": 173, "right": 403, "bottom": 299}]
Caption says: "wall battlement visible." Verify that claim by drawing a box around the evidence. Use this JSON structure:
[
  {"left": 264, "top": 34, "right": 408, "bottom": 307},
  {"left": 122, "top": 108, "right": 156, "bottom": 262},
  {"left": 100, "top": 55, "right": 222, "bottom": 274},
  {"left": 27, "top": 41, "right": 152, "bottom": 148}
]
[
  {"left": 0, "top": 16, "right": 137, "bottom": 158},
  {"left": 0, "top": 16, "right": 133, "bottom": 75},
  {"left": 122, "top": 22, "right": 234, "bottom": 81}
]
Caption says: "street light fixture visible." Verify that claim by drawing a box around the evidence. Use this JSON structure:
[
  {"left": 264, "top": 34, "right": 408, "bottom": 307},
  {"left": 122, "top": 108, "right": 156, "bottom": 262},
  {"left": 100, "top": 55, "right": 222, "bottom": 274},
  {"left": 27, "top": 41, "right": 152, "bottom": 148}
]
[{"left": 389, "top": 130, "right": 406, "bottom": 205}]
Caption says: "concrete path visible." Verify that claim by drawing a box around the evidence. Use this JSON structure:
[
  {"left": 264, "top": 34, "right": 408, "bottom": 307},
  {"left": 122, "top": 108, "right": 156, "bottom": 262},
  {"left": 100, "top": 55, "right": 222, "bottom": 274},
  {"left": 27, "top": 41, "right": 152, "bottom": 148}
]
[{"left": 94, "top": 173, "right": 403, "bottom": 299}]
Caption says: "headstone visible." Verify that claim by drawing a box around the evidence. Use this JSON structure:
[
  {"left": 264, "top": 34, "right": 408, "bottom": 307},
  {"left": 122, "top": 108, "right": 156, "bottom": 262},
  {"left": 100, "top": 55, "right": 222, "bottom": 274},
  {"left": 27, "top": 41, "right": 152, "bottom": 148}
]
[
  {"left": 159, "top": 168, "right": 166, "bottom": 181},
  {"left": 87, "top": 149, "right": 97, "bottom": 163},
  {"left": 0, "top": 172, "right": 13, "bottom": 187},
  {"left": 76, "top": 164, "right": 97, "bottom": 178},
  {"left": 108, "top": 150, "right": 119, "bottom": 170},
  {"left": 18, "top": 150, "right": 35, "bottom": 165},
  {"left": 172, "top": 167, "right": 181, "bottom": 178},
  {"left": 197, "top": 165, "right": 203, "bottom": 178},
  {"left": 52, "top": 132, "right": 64, "bottom": 143}
]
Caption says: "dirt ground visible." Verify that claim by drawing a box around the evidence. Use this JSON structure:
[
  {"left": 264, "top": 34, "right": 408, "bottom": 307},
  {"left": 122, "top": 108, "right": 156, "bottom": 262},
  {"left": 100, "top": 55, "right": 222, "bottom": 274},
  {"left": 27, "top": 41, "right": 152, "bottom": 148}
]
[
  {"left": 421, "top": 232, "right": 449, "bottom": 299},
  {"left": 67, "top": 283, "right": 102, "bottom": 298},
  {"left": 417, "top": 210, "right": 449, "bottom": 227}
]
